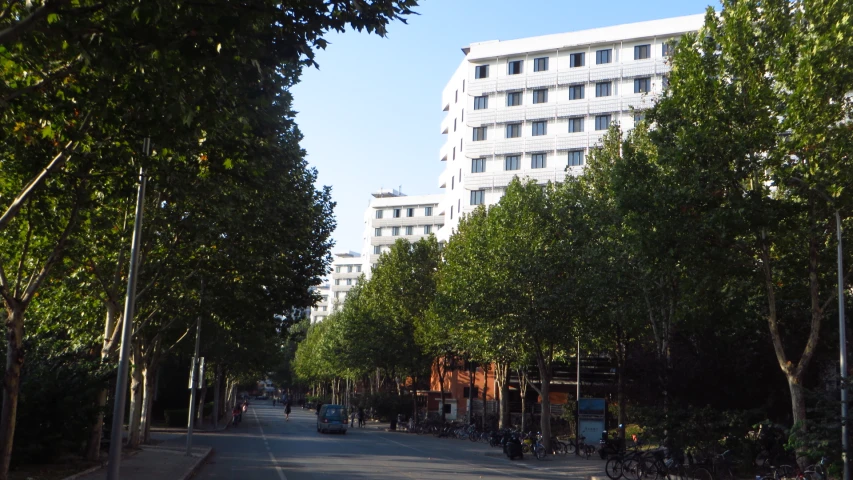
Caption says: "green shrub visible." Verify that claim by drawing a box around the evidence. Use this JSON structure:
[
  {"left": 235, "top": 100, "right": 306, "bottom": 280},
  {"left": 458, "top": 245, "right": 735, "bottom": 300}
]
[{"left": 163, "top": 402, "right": 214, "bottom": 427}]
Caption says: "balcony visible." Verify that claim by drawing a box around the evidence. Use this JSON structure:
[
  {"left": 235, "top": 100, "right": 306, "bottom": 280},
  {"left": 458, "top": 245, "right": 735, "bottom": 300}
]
[
  {"left": 527, "top": 72, "right": 557, "bottom": 89},
  {"left": 469, "top": 78, "right": 497, "bottom": 96},
  {"left": 589, "top": 97, "right": 620, "bottom": 114},
  {"left": 372, "top": 216, "right": 440, "bottom": 228},
  {"left": 622, "top": 60, "right": 655, "bottom": 78},
  {"left": 465, "top": 169, "right": 570, "bottom": 191},
  {"left": 525, "top": 104, "right": 556, "bottom": 121},
  {"left": 466, "top": 109, "right": 495, "bottom": 126},
  {"left": 440, "top": 142, "right": 449, "bottom": 162},
  {"left": 621, "top": 93, "right": 654, "bottom": 112},
  {"left": 495, "top": 107, "right": 525, "bottom": 124},
  {"left": 496, "top": 76, "right": 526, "bottom": 92},
  {"left": 557, "top": 101, "right": 588, "bottom": 118},
  {"left": 494, "top": 138, "right": 524, "bottom": 155},
  {"left": 526, "top": 136, "right": 555, "bottom": 153},
  {"left": 588, "top": 131, "right": 607, "bottom": 146},
  {"left": 558, "top": 70, "right": 589, "bottom": 86},
  {"left": 464, "top": 140, "right": 493, "bottom": 158},
  {"left": 333, "top": 271, "right": 361, "bottom": 279},
  {"left": 556, "top": 133, "right": 588, "bottom": 151},
  {"left": 589, "top": 64, "right": 621, "bottom": 82},
  {"left": 655, "top": 59, "right": 671, "bottom": 75},
  {"left": 439, "top": 168, "right": 450, "bottom": 188}
]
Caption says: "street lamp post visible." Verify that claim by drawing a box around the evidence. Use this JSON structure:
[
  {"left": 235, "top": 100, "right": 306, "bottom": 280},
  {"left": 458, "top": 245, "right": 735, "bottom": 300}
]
[{"left": 835, "top": 209, "right": 848, "bottom": 480}]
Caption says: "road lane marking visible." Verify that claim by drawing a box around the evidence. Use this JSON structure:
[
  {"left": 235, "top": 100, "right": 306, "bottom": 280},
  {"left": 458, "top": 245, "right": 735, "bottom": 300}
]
[{"left": 252, "top": 408, "right": 287, "bottom": 480}]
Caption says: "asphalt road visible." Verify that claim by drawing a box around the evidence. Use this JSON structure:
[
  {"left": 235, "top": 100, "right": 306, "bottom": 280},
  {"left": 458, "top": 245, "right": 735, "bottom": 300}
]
[{"left": 158, "top": 401, "right": 604, "bottom": 480}]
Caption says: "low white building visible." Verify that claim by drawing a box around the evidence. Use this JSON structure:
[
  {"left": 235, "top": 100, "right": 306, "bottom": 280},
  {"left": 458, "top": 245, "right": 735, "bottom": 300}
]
[
  {"left": 361, "top": 189, "right": 444, "bottom": 275},
  {"left": 309, "top": 283, "right": 330, "bottom": 323},
  {"left": 330, "top": 251, "right": 362, "bottom": 311},
  {"left": 437, "top": 14, "right": 705, "bottom": 241}
]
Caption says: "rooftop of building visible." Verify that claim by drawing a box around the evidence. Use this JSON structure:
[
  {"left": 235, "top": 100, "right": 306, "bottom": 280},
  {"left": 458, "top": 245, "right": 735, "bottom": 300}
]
[{"left": 462, "top": 13, "right": 707, "bottom": 61}]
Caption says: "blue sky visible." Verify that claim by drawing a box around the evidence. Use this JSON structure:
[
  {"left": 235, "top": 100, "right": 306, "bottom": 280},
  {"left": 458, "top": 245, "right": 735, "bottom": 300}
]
[{"left": 292, "top": 0, "right": 718, "bottom": 255}]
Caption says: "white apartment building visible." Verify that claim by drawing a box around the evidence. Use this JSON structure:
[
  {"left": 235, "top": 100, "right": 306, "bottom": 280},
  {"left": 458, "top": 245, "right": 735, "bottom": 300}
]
[
  {"left": 437, "top": 14, "right": 705, "bottom": 241},
  {"left": 361, "top": 189, "right": 444, "bottom": 274},
  {"left": 309, "top": 283, "right": 330, "bottom": 323},
  {"left": 330, "top": 251, "right": 363, "bottom": 310}
]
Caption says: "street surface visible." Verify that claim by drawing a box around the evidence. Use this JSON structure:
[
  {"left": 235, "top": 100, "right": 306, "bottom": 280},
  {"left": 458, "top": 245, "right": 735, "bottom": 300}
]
[{"left": 154, "top": 400, "right": 605, "bottom": 479}]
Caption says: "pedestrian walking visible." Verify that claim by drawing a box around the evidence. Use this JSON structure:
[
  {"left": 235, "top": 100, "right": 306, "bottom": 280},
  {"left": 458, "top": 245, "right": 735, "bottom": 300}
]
[
  {"left": 285, "top": 401, "right": 291, "bottom": 421},
  {"left": 357, "top": 408, "right": 364, "bottom": 428},
  {"left": 350, "top": 410, "right": 355, "bottom": 427},
  {"left": 273, "top": 398, "right": 277, "bottom": 407}
]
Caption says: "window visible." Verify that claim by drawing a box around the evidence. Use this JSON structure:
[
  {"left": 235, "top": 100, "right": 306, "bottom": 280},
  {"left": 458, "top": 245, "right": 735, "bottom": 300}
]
[
  {"left": 508, "top": 60, "right": 522, "bottom": 75},
  {"left": 506, "top": 123, "right": 521, "bottom": 138},
  {"left": 393, "top": 208, "right": 401, "bottom": 218},
  {"left": 406, "top": 207, "right": 414, "bottom": 217},
  {"left": 474, "top": 96, "right": 488, "bottom": 110},
  {"left": 533, "top": 57, "right": 548, "bottom": 72},
  {"left": 475, "top": 65, "right": 489, "bottom": 79},
  {"left": 373, "top": 246, "right": 381, "bottom": 254},
  {"left": 322, "top": 306, "right": 327, "bottom": 312},
  {"left": 453, "top": 118, "right": 457, "bottom": 132},
  {"left": 505, "top": 155, "right": 520, "bottom": 171},
  {"left": 347, "top": 265, "right": 353, "bottom": 273},
  {"left": 375, "top": 209, "right": 383, "bottom": 219},
  {"left": 532, "top": 121, "right": 547, "bottom": 136},
  {"left": 472, "top": 158, "right": 485, "bottom": 173},
  {"left": 335, "top": 279, "right": 340, "bottom": 285},
  {"left": 470, "top": 190, "right": 485, "bottom": 205},
  {"left": 507, "top": 91, "right": 522, "bottom": 106},
  {"left": 662, "top": 42, "right": 675, "bottom": 57},
  {"left": 451, "top": 176, "right": 454, "bottom": 190},
  {"left": 392, "top": 226, "right": 400, "bottom": 236},
  {"left": 472, "top": 127, "right": 487, "bottom": 141},
  {"left": 346, "top": 278, "right": 352, "bottom": 285},
  {"left": 374, "top": 228, "right": 382, "bottom": 237},
  {"left": 596, "top": 49, "right": 612, "bottom": 65},
  {"left": 450, "top": 206, "right": 453, "bottom": 220},
  {"left": 634, "top": 44, "right": 651, "bottom": 60},
  {"left": 531, "top": 153, "right": 546, "bottom": 169},
  {"left": 569, "top": 84, "right": 584, "bottom": 100},
  {"left": 425, "top": 206, "right": 433, "bottom": 216},
  {"left": 335, "top": 266, "right": 341, "bottom": 273},
  {"left": 424, "top": 225, "right": 432, "bottom": 234},
  {"left": 463, "top": 79, "right": 465, "bottom": 92},
  {"left": 634, "top": 112, "right": 646, "bottom": 123},
  {"left": 634, "top": 77, "right": 651, "bottom": 93},
  {"left": 568, "top": 117, "right": 584, "bottom": 133},
  {"left": 405, "top": 226, "right": 413, "bottom": 235},
  {"left": 570, "top": 52, "right": 585, "bottom": 68},
  {"left": 568, "top": 150, "right": 584, "bottom": 166},
  {"left": 595, "top": 114, "right": 611, "bottom": 130},
  {"left": 533, "top": 89, "right": 548, "bottom": 104},
  {"left": 356, "top": 265, "right": 361, "bottom": 272},
  {"left": 452, "top": 147, "right": 455, "bottom": 160},
  {"left": 595, "top": 82, "right": 612, "bottom": 97}
]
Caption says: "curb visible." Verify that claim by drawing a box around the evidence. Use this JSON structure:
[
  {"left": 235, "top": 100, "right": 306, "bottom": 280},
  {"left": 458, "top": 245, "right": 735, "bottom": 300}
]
[
  {"left": 60, "top": 463, "right": 104, "bottom": 480},
  {"left": 178, "top": 446, "right": 213, "bottom": 480}
]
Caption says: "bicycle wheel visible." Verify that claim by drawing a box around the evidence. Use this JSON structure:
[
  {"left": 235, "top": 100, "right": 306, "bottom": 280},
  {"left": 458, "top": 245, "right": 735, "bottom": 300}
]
[
  {"left": 565, "top": 441, "right": 577, "bottom": 455},
  {"left": 554, "top": 441, "right": 567, "bottom": 456},
  {"left": 522, "top": 443, "right": 531, "bottom": 454},
  {"left": 686, "top": 467, "right": 713, "bottom": 480},
  {"left": 622, "top": 458, "right": 644, "bottom": 480},
  {"left": 606, "top": 457, "right": 625, "bottom": 480},
  {"left": 535, "top": 445, "right": 547, "bottom": 460}
]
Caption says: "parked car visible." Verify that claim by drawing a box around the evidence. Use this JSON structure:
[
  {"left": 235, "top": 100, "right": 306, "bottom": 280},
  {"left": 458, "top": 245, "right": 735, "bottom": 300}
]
[{"left": 316, "top": 404, "right": 348, "bottom": 434}]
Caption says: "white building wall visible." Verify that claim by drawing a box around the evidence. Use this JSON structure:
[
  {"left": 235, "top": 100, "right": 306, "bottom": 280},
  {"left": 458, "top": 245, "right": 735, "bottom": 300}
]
[
  {"left": 437, "top": 14, "right": 705, "bottom": 242},
  {"left": 361, "top": 190, "right": 444, "bottom": 275},
  {"left": 309, "top": 283, "right": 331, "bottom": 323},
  {"left": 330, "top": 251, "right": 362, "bottom": 312}
]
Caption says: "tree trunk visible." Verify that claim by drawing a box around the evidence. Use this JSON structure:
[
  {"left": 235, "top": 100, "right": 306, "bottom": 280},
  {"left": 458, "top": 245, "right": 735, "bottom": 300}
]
[
  {"left": 497, "top": 362, "right": 509, "bottom": 429},
  {"left": 86, "top": 302, "right": 121, "bottom": 461},
  {"left": 140, "top": 361, "right": 157, "bottom": 444},
  {"left": 481, "top": 364, "right": 489, "bottom": 430},
  {"left": 518, "top": 368, "right": 528, "bottom": 433},
  {"left": 195, "top": 383, "right": 207, "bottom": 429},
  {"left": 437, "top": 359, "right": 447, "bottom": 423},
  {"left": 411, "top": 376, "right": 418, "bottom": 425},
  {"left": 0, "top": 303, "right": 25, "bottom": 480},
  {"left": 213, "top": 365, "right": 221, "bottom": 429},
  {"left": 616, "top": 328, "right": 626, "bottom": 440},
  {"left": 535, "top": 351, "right": 553, "bottom": 452},
  {"left": 127, "top": 345, "right": 144, "bottom": 448},
  {"left": 467, "top": 363, "right": 475, "bottom": 425}
]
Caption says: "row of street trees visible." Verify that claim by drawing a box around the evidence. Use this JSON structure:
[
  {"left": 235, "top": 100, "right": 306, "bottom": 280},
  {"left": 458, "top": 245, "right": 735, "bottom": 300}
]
[
  {"left": 291, "top": 0, "right": 853, "bottom": 461},
  {"left": 0, "top": 1, "right": 418, "bottom": 478}
]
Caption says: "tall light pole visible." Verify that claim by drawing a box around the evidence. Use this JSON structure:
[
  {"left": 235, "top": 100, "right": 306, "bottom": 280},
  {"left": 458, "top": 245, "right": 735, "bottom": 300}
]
[
  {"left": 834, "top": 209, "right": 848, "bottom": 480},
  {"left": 106, "top": 164, "right": 147, "bottom": 480}
]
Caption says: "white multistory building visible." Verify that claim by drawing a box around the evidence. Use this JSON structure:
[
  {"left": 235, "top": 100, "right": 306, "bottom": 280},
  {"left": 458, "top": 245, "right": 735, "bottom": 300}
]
[
  {"left": 330, "top": 251, "right": 362, "bottom": 310},
  {"left": 309, "top": 283, "right": 330, "bottom": 323},
  {"left": 437, "top": 14, "right": 705, "bottom": 241},
  {"left": 361, "top": 189, "right": 444, "bottom": 275}
]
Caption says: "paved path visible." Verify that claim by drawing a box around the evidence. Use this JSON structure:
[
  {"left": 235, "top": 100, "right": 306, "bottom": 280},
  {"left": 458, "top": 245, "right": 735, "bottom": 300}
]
[{"left": 153, "top": 400, "right": 607, "bottom": 480}]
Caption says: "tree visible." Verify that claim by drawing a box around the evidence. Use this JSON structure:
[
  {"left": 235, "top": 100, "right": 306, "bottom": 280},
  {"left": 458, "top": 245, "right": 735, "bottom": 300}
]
[{"left": 649, "top": 1, "right": 853, "bottom": 435}]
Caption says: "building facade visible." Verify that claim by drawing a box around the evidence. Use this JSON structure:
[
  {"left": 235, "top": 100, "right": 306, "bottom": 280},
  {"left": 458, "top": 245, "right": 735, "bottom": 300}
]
[
  {"left": 361, "top": 189, "right": 444, "bottom": 275},
  {"left": 309, "top": 283, "right": 330, "bottom": 323},
  {"left": 437, "top": 14, "right": 705, "bottom": 241},
  {"left": 330, "top": 251, "right": 363, "bottom": 311}
]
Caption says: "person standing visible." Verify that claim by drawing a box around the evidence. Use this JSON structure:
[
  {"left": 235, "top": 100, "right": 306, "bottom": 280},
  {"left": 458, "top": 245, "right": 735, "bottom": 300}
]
[
  {"left": 357, "top": 408, "right": 364, "bottom": 428},
  {"left": 285, "top": 401, "right": 291, "bottom": 421}
]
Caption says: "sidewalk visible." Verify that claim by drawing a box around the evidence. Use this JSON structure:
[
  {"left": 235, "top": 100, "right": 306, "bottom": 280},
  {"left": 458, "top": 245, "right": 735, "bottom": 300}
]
[
  {"left": 354, "top": 418, "right": 609, "bottom": 478},
  {"left": 63, "top": 445, "right": 212, "bottom": 480}
]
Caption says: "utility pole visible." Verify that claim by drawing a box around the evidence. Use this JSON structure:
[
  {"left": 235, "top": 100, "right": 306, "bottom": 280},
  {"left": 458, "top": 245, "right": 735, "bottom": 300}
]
[
  {"left": 836, "top": 210, "right": 849, "bottom": 480},
  {"left": 186, "top": 279, "right": 203, "bottom": 456},
  {"left": 106, "top": 166, "right": 147, "bottom": 480},
  {"left": 576, "top": 338, "right": 581, "bottom": 456}
]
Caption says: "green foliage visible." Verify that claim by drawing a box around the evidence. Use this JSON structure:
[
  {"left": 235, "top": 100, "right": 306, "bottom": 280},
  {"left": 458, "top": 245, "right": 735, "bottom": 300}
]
[{"left": 163, "top": 403, "right": 214, "bottom": 428}]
